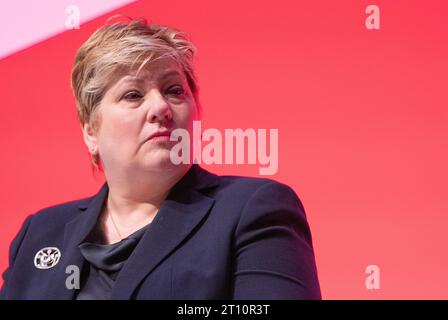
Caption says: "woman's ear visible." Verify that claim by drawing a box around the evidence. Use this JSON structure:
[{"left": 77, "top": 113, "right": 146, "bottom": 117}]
[{"left": 81, "top": 122, "right": 99, "bottom": 156}]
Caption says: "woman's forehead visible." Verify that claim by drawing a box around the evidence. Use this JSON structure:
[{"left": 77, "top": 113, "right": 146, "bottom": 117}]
[{"left": 120, "top": 59, "right": 184, "bottom": 83}]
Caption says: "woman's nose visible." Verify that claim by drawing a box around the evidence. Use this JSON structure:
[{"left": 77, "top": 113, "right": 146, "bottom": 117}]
[{"left": 145, "top": 90, "right": 173, "bottom": 124}]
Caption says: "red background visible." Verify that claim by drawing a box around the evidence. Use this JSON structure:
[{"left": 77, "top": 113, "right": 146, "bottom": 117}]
[{"left": 1, "top": 0, "right": 447, "bottom": 299}]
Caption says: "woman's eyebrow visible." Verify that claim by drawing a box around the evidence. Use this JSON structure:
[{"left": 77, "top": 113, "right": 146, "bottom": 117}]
[
  {"left": 119, "top": 77, "right": 146, "bottom": 85},
  {"left": 159, "top": 70, "right": 183, "bottom": 80},
  {"left": 138, "top": 69, "right": 183, "bottom": 82}
]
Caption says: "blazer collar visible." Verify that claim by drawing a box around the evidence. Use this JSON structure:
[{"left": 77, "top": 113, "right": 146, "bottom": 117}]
[
  {"left": 58, "top": 165, "right": 219, "bottom": 299},
  {"left": 75, "top": 164, "right": 220, "bottom": 211}
]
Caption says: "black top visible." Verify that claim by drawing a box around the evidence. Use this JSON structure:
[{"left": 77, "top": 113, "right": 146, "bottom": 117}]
[{"left": 76, "top": 224, "right": 150, "bottom": 300}]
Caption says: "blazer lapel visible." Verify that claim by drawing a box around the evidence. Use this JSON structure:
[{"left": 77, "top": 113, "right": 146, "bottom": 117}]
[
  {"left": 111, "top": 165, "right": 219, "bottom": 299},
  {"left": 44, "top": 183, "right": 108, "bottom": 299},
  {"left": 45, "top": 164, "right": 219, "bottom": 300}
]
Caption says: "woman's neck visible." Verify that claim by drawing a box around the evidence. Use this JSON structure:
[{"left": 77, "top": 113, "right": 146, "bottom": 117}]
[{"left": 98, "top": 164, "right": 191, "bottom": 244}]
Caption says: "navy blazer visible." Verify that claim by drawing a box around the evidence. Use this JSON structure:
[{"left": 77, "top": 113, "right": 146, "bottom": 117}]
[{"left": 0, "top": 165, "right": 321, "bottom": 300}]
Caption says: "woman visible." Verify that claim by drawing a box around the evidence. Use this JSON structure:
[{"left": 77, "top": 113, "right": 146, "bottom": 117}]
[{"left": 0, "top": 17, "right": 321, "bottom": 300}]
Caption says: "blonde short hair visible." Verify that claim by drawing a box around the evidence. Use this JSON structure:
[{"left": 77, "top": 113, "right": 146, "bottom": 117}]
[{"left": 70, "top": 16, "right": 200, "bottom": 170}]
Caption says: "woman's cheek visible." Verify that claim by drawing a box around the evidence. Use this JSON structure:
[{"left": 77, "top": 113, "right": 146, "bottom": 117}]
[
  {"left": 177, "top": 105, "right": 196, "bottom": 127},
  {"left": 112, "top": 112, "right": 140, "bottom": 136},
  {"left": 99, "top": 116, "right": 137, "bottom": 151}
]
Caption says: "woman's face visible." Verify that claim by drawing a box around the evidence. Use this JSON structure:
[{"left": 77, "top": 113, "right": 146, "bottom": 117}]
[{"left": 83, "top": 57, "right": 198, "bottom": 173}]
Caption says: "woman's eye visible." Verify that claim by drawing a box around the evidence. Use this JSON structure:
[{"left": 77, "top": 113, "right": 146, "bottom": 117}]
[
  {"left": 167, "top": 85, "right": 186, "bottom": 97},
  {"left": 122, "top": 91, "right": 143, "bottom": 101}
]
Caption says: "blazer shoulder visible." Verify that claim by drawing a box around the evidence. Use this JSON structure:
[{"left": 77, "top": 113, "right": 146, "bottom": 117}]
[
  {"left": 26, "top": 194, "right": 95, "bottom": 226},
  {"left": 215, "top": 173, "right": 299, "bottom": 198},
  {"left": 208, "top": 172, "right": 305, "bottom": 215}
]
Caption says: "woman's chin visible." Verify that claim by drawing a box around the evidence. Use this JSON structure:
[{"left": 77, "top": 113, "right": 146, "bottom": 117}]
[{"left": 139, "top": 149, "right": 178, "bottom": 171}]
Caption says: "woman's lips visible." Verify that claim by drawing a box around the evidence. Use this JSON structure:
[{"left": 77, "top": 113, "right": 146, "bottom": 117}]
[
  {"left": 149, "top": 134, "right": 171, "bottom": 141},
  {"left": 146, "top": 131, "right": 172, "bottom": 142}
]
